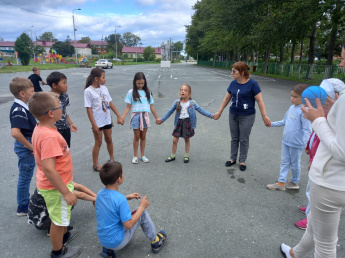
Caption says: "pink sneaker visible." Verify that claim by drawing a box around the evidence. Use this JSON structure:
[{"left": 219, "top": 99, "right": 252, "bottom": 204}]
[
  {"left": 295, "top": 218, "right": 307, "bottom": 229},
  {"left": 299, "top": 207, "right": 307, "bottom": 214}
]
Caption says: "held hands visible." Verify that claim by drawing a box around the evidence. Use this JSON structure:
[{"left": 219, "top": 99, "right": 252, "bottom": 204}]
[
  {"left": 139, "top": 196, "right": 150, "bottom": 209},
  {"left": 301, "top": 98, "right": 325, "bottom": 123},
  {"left": 63, "top": 191, "right": 77, "bottom": 206},
  {"left": 127, "top": 193, "right": 141, "bottom": 200},
  {"left": 213, "top": 112, "right": 221, "bottom": 120},
  {"left": 156, "top": 118, "right": 162, "bottom": 125},
  {"left": 262, "top": 115, "right": 271, "bottom": 127},
  {"left": 117, "top": 117, "right": 124, "bottom": 125}
]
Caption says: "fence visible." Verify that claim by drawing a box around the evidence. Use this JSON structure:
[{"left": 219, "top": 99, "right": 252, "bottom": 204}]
[{"left": 198, "top": 60, "right": 345, "bottom": 84}]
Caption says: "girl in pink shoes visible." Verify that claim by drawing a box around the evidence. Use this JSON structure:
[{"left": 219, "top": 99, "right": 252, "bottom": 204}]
[
  {"left": 121, "top": 72, "right": 159, "bottom": 164},
  {"left": 157, "top": 84, "right": 214, "bottom": 163},
  {"left": 84, "top": 68, "right": 123, "bottom": 171}
]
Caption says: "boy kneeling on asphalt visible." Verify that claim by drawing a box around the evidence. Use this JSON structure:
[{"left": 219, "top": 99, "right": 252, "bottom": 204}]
[{"left": 95, "top": 162, "right": 167, "bottom": 257}]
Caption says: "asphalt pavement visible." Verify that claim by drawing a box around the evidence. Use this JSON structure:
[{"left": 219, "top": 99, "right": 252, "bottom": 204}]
[{"left": 0, "top": 63, "right": 344, "bottom": 257}]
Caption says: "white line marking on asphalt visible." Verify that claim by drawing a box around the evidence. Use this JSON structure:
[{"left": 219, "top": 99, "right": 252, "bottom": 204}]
[
  {"left": 171, "top": 75, "right": 172, "bottom": 78},
  {"left": 158, "top": 75, "right": 161, "bottom": 78}
]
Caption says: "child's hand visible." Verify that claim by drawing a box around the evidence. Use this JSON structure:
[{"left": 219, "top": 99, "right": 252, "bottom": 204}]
[
  {"left": 213, "top": 112, "right": 221, "bottom": 120},
  {"left": 63, "top": 192, "right": 78, "bottom": 206},
  {"left": 305, "top": 149, "right": 310, "bottom": 155},
  {"left": 92, "top": 125, "right": 99, "bottom": 133},
  {"left": 70, "top": 124, "right": 78, "bottom": 132},
  {"left": 263, "top": 115, "right": 271, "bottom": 127},
  {"left": 117, "top": 117, "right": 124, "bottom": 125},
  {"left": 156, "top": 119, "right": 162, "bottom": 125},
  {"left": 127, "top": 193, "right": 141, "bottom": 200},
  {"left": 139, "top": 196, "right": 150, "bottom": 209}
]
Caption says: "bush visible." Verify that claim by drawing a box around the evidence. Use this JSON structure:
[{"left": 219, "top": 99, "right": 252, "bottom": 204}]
[
  {"left": 155, "top": 58, "right": 161, "bottom": 62},
  {"left": 136, "top": 57, "right": 144, "bottom": 62}
]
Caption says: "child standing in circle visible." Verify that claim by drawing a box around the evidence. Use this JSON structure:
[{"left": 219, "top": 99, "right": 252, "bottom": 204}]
[
  {"left": 157, "top": 84, "right": 214, "bottom": 163},
  {"left": 84, "top": 68, "right": 123, "bottom": 172},
  {"left": 121, "top": 72, "right": 159, "bottom": 164},
  {"left": 266, "top": 84, "right": 312, "bottom": 191}
]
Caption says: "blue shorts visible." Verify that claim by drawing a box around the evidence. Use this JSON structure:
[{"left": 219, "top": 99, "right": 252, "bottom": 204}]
[{"left": 130, "top": 113, "right": 148, "bottom": 130}]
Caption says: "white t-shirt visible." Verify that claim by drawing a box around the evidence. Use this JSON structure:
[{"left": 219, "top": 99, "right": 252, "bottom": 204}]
[
  {"left": 84, "top": 85, "right": 112, "bottom": 127},
  {"left": 179, "top": 101, "right": 189, "bottom": 119}
]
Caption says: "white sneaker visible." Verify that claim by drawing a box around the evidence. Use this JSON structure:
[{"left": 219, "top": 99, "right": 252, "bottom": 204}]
[
  {"left": 141, "top": 156, "right": 149, "bottom": 163},
  {"left": 285, "top": 180, "right": 299, "bottom": 190},
  {"left": 132, "top": 157, "right": 138, "bottom": 164}
]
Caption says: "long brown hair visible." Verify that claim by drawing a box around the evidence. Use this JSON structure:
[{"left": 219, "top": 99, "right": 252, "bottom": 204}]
[
  {"left": 176, "top": 84, "right": 192, "bottom": 113},
  {"left": 132, "top": 72, "right": 151, "bottom": 102},
  {"left": 84, "top": 68, "right": 105, "bottom": 89}
]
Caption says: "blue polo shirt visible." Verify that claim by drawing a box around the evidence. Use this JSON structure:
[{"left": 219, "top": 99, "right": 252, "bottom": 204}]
[
  {"left": 10, "top": 99, "right": 36, "bottom": 138},
  {"left": 227, "top": 78, "right": 261, "bottom": 116}
]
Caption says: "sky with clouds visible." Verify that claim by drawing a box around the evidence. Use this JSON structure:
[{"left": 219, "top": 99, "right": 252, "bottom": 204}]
[{"left": 0, "top": 0, "right": 198, "bottom": 47}]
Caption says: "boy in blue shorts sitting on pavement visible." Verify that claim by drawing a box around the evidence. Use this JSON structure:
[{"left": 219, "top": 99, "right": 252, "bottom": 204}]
[
  {"left": 9, "top": 77, "right": 36, "bottom": 216},
  {"left": 28, "top": 92, "right": 81, "bottom": 258},
  {"left": 96, "top": 162, "right": 167, "bottom": 257}
]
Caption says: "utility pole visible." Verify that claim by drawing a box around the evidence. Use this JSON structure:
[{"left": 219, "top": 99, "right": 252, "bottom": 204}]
[
  {"left": 72, "top": 8, "right": 81, "bottom": 66},
  {"left": 114, "top": 25, "right": 121, "bottom": 61},
  {"left": 28, "top": 26, "right": 34, "bottom": 60}
]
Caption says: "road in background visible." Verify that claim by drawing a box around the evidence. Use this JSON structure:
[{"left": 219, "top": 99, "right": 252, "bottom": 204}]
[{"left": 0, "top": 63, "right": 344, "bottom": 257}]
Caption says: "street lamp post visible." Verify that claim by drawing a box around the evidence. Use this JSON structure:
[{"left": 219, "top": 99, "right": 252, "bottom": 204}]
[
  {"left": 72, "top": 8, "right": 81, "bottom": 66},
  {"left": 28, "top": 26, "right": 34, "bottom": 60},
  {"left": 114, "top": 25, "right": 121, "bottom": 62}
]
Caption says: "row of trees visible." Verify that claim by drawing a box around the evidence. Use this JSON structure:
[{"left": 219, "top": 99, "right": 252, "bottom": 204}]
[{"left": 185, "top": 0, "right": 345, "bottom": 73}]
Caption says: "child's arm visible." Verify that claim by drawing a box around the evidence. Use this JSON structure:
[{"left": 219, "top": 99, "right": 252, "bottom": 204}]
[
  {"left": 254, "top": 92, "right": 271, "bottom": 127},
  {"left": 42, "top": 80, "right": 47, "bottom": 85},
  {"left": 160, "top": 100, "right": 178, "bottom": 123},
  {"left": 66, "top": 114, "right": 78, "bottom": 132},
  {"left": 270, "top": 110, "right": 288, "bottom": 127},
  {"left": 150, "top": 104, "right": 160, "bottom": 124},
  {"left": 214, "top": 92, "right": 232, "bottom": 120},
  {"left": 193, "top": 101, "right": 214, "bottom": 119},
  {"left": 126, "top": 193, "right": 141, "bottom": 200},
  {"left": 109, "top": 101, "right": 124, "bottom": 125},
  {"left": 41, "top": 157, "right": 77, "bottom": 206},
  {"left": 86, "top": 107, "right": 99, "bottom": 133},
  {"left": 301, "top": 115, "right": 312, "bottom": 146},
  {"left": 123, "top": 196, "right": 150, "bottom": 229},
  {"left": 121, "top": 103, "right": 131, "bottom": 121},
  {"left": 73, "top": 182, "right": 97, "bottom": 198},
  {"left": 11, "top": 128, "right": 33, "bottom": 151}
]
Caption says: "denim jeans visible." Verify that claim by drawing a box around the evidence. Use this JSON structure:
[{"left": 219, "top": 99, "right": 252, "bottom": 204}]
[
  {"left": 278, "top": 143, "right": 303, "bottom": 184},
  {"left": 14, "top": 139, "right": 35, "bottom": 207}
]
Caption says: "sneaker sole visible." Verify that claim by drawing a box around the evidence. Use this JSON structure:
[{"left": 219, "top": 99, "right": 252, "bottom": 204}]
[
  {"left": 285, "top": 187, "right": 300, "bottom": 190},
  {"left": 16, "top": 213, "right": 28, "bottom": 216},
  {"left": 295, "top": 223, "right": 307, "bottom": 230},
  {"left": 266, "top": 187, "right": 285, "bottom": 191}
]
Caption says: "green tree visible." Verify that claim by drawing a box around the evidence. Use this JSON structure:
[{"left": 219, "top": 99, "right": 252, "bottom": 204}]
[
  {"left": 79, "top": 37, "right": 91, "bottom": 43},
  {"left": 143, "top": 46, "right": 155, "bottom": 61},
  {"left": 51, "top": 41, "right": 75, "bottom": 57},
  {"left": 122, "top": 32, "right": 141, "bottom": 47},
  {"left": 105, "top": 34, "right": 123, "bottom": 54},
  {"left": 33, "top": 45, "right": 45, "bottom": 55},
  {"left": 38, "top": 32, "right": 57, "bottom": 42},
  {"left": 14, "top": 33, "right": 33, "bottom": 65}
]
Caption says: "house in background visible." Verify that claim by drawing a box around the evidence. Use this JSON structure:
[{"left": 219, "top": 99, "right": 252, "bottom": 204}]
[
  {"left": 0, "top": 41, "right": 91, "bottom": 56},
  {"left": 122, "top": 46, "right": 162, "bottom": 59},
  {"left": 89, "top": 40, "right": 108, "bottom": 55}
]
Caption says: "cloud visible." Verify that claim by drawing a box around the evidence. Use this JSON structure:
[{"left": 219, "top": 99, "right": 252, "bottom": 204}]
[{"left": 0, "top": 0, "right": 198, "bottom": 46}]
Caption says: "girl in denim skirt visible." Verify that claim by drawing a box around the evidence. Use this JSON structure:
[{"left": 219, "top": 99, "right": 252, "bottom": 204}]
[
  {"left": 121, "top": 72, "right": 160, "bottom": 164},
  {"left": 157, "top": 84, "right": 214, "bottom": 163}
]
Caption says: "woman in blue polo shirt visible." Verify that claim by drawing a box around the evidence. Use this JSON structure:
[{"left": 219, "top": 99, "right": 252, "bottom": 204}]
[{"left": 214, "top": 62, "right": 271, "bottom": 171}]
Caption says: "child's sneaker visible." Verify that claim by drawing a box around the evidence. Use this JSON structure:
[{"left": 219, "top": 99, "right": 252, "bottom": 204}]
[
  {"left": 99, "top": 247, "right": 116, "bottom": 258},
  {"left": 141, "top": 156, "right": 149, "bottom": 163},
  {"left": 295, "top": 218, "right": 307, "bottom": 230},
  {"left": 266, "top": 182, "right": 285, "bottom": 191},
  {"left": 16, "top": 205, "right": 28, "bottom": 216},
  {"left": 132, "top": 157, "right": 138, "bottom": 164},
  {"left": 285, "top": 180, "right": 299, "bottom": 190},
  {"left": 151, "top": 230, "right": 167, "bottom": 253},
  {"left": 299, "top": 207, "right": 307, "bottom": 214},
  {"left": 50, "top": 245, "right": 82, "bottom": 258}
]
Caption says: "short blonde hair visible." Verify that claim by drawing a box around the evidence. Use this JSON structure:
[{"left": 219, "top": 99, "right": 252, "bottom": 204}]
[
  {"left": 32, "top": 66, "right": 40, "bottom": 72},
  {"left": 9, "top": 77, "right": 33, "bottom": 98},
  {"left": 28, "top": 92, "right": 59, "bottom": 119}
]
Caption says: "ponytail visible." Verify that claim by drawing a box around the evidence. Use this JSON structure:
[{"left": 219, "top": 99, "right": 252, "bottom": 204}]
[{"left": 84, "top": 68, "right": 105, "bottom": 89}]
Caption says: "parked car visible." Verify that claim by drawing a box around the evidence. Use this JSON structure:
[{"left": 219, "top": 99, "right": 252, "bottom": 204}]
[
  {"left": 112, "top": 58, "right": 122, "bottom": 61},
  {"left": 95, "top": 59, "right": 113, "bottom": 69}
]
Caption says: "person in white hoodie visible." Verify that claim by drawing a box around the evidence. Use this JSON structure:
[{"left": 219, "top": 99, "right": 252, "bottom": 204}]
[
  {"left": 266, "top": 84, "right": 312, "bottom": 191},
  {"left": 280, "top": 44, "right": 345, "bottom": 258}
]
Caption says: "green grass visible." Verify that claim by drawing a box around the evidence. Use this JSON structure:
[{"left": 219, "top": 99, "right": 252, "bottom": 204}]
[{"left": 0, "top": 60, "right": 161, "bottom": 73}]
